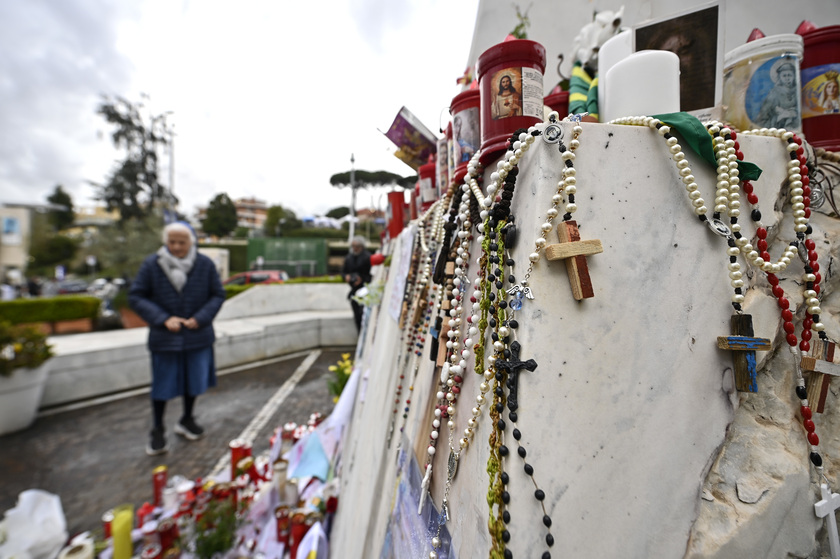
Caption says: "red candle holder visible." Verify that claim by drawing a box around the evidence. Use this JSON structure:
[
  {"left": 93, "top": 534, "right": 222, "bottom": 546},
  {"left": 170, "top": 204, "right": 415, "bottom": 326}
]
[
  {"left": 152, "top": 465, "right": 167, "bottom": 507},
  {"left": 476, "top": 39, "right": 547, "bottom": 166},
  {"left": 800, "top": 25, "right": 840, "bottom": 151},
  {"left": 544, "top": 90, "right": 569, "bottom": 118},
  {"left": 450, "top": 89, "right": 481, "bottom": 185},
  {"left": 418, "top": 155, "right": 437, "bottom": 212},
  {"left": 275, "top": 505, "right": 292, "bottom": 545},
  {"left": 387, "top": 190, "right": 406, "bottom": 239},
  {"left": 229, "top": 439, "right": 252, "bottom": 481}
]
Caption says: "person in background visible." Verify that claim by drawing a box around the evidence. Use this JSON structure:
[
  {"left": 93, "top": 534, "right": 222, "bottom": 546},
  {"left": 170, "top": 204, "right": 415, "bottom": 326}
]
[
  {"left": 0, "top": 277, "right": 15, "bottom": 301},
  {"left": 25, "top": 276, "right": 41, "bottom": 298},
  {"left": 129, "top": 222, "right": 226, "bottom": 455},
  {"left": 94, "top": 277, "right": 118, "bottom": 311},
  {"left": 342, "top": 236, "right": 372, "bottom": 332}
]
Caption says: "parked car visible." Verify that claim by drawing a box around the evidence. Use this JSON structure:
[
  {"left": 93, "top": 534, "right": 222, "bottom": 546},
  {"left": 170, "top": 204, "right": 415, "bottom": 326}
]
[
  {"left": 223, "top": 270, "right": 290, "bottom": 286},
  {"left": 57, "top": 279, "right": 89, "bottom": 295}
]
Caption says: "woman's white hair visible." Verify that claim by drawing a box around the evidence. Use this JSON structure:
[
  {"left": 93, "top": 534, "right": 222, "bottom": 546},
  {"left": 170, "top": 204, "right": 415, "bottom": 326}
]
[{"left": 162, "top": 222, "right": 196, "bottom": 245}]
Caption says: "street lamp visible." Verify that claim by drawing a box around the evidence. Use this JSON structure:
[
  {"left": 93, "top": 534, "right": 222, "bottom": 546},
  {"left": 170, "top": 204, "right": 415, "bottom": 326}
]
[{"left": 348, "top": 154, "right": 356, "bottom": 243}]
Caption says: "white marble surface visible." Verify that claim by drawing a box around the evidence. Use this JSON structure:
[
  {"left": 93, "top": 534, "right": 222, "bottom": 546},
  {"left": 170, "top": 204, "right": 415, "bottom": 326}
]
[
  {"left": 215, "top": 283, "right": 349, "bottom": 320},
  {"left": 330, "top": 123, "right": 840, "bottom": 557}
]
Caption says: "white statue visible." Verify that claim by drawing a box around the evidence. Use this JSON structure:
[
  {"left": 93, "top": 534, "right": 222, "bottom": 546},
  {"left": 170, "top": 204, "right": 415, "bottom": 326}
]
[{"left": 571, "top": 6, "right": 625, "bottom": 71}]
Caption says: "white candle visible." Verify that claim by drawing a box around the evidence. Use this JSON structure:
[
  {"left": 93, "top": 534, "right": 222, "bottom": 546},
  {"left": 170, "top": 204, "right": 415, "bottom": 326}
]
[
  {"left": 597, "top": 29, "right": 633, "bottom": 120},
  {"left": 603, "top": 50, "right": 680, "bottom": 122}
]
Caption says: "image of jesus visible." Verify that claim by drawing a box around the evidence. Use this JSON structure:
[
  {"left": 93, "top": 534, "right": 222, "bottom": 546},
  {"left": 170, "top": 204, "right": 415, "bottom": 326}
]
[{"left": 491, "top": 71, "right": 522, "bottom": 119}]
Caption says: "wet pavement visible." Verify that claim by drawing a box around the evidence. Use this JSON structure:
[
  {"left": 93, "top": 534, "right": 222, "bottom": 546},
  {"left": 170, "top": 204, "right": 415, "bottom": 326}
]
[{"left": 0, "top": 347, "right": 352, "bottom": 536}]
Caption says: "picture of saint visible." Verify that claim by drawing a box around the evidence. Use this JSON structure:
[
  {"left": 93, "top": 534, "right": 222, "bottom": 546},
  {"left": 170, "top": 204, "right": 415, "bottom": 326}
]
[
  {"left": 754, "top": 58, "right": 800, "bottom": 129},
  {"left": 453, "top": 108, "right": 478, "bottom": 163},
  {"left": 818, "top": 71, "right": 840, "bottom": 114},
  {"left": 490, "top": 69, "right": 523, "bottom": 119},
  {"left": 742, "top": 56, "right": 801, "bottom": 130}
]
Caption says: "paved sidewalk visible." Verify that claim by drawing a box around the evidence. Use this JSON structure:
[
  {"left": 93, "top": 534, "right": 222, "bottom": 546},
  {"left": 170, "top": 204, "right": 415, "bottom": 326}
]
[{"left": 0, "top": 347, "right": 350, "bottom": 536}]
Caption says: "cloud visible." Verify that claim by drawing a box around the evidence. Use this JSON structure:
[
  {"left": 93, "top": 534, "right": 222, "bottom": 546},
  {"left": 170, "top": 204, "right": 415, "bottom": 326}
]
[
  {"left": 347, "top": 0, "right": 417, "bottom": 52},
  {"left": 0, "top": 0, "right": 137, "bottom": 206}
]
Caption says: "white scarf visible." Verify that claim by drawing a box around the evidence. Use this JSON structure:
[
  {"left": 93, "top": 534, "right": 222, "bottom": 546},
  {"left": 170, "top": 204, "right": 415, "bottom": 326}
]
[{"left": 156, "top": 244, "right": 197, "bottom": 293}]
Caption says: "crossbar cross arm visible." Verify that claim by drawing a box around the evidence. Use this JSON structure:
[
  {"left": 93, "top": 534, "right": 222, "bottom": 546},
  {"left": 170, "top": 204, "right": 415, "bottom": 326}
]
[
  {"left": 717, "top": 314, "right": 771, "bottom": 393},
  {"left": 815, "top": 483, "right": 840, "bottom": 559},
  {"left": 802, "top": 339, "right": 840, "bottom": 413},
  {"left": 544, "top": 220, "right": 603, "bottom": 300}
]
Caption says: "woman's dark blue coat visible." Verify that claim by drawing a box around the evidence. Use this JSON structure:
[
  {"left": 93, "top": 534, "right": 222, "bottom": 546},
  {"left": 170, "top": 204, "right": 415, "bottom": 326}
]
[{"left": 129, "top": 252, "right": 226, "bottom": 353}]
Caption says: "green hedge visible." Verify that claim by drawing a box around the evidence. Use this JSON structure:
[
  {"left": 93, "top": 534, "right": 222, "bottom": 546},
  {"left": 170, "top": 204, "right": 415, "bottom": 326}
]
[
  {"left": 224, "top": 285, "right": 253, "bottom": 299},
  {"left": 0, "top": 296, "right": 101, "bottom": 325}
]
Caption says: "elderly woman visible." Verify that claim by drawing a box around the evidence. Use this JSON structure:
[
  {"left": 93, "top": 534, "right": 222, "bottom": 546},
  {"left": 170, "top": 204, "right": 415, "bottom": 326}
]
[{"left": 129, "top": 222, "right": 226, "bottom": 455}]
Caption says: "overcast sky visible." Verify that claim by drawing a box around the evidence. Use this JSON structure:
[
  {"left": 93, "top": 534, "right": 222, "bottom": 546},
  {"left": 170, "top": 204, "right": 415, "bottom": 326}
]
[{"left": 0, "top": 0, "right": 480, "bottom": 219}]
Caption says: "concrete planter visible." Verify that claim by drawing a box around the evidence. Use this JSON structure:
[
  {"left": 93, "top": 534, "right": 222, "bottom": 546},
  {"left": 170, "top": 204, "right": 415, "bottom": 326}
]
[{"left": 0, "top": 364, "right": 49, "bottom": 436}]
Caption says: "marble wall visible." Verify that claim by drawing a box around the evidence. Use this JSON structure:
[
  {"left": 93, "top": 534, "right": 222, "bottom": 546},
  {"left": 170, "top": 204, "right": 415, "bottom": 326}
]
[{"left": 331, "top": 123, "right": 840, "bottom": 558}]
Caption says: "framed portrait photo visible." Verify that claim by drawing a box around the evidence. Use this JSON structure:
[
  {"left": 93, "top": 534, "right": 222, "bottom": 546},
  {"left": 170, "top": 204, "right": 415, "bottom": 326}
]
[{"left": 634, "top": 1, "right": 724, "bottom": 120}]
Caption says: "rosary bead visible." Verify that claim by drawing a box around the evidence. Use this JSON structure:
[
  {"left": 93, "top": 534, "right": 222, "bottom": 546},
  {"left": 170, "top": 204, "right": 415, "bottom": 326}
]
[
  {"left": 543, "top": 515, "right": 552, "bottom": 527},
  {"left": 546, "top": 534, "right": 554, "bottom": 546},
  {"left": 501, "top": 471, "right": 509, "bottom": 484},
  {"left": 811, "top": 452, "right": 823, "bottom": 467},
  {"left": 502, "top": 491, "right": 510, "bottom": 503},
  {"left": 513, "top": 428, "right": 521, "bottom": 440},
  {"left": 524, "top": 463, "right": 534, "bottom": 475},
  {"left": 502, "top": 530, "right": 510, "bottom": 543},
  {"left": 509, "top": 411, "right": 518, "bottom": 422},
  {"left": 504, "top": 550, "right": 513, "bottom": 559},
  {"left": 535, "top": 489, "right": 545, "bottom": 500},
  {"left": 499, "top": 445, "right": 509, "bottom": 456},
  {"left": 542, "top": 553, "right": 551, "bottom": 559},
  {"left": 518, "top": 446, "right": 527, "bottom": 458}
]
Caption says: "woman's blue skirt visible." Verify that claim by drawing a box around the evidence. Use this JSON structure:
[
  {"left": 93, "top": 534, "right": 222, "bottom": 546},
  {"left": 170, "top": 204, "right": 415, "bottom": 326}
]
[{"left": 150, "top": 347, "right": 216, "bottom": 401}]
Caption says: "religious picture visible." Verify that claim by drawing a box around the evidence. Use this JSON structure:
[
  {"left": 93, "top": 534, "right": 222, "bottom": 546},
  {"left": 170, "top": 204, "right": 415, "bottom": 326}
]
[
  {"left": 384, "top": 106, "right": 439, "bottom": 171},
  {"left": 635, "top": 3, "right": 721, "bottom": 115},
  {"left": 419, "top": 176, "right": 435, "bottom": 204},
  {"left": 490, "top": 68, "right": 523, "bottom": 120},
  {"left": 436, "top": 138, "right": 448, "bottom": 197},
  {"left": 748, "top": 56, "right": 801, "bottom": 130},
  {"left": 1, "top": 216, "right": 21, "bottom": 246},
  {"left": 802, "top": 65, "right": 840, "bottom": 118},
  {"left": 452, "top": 107, "right": 479, "bottom": 163}
]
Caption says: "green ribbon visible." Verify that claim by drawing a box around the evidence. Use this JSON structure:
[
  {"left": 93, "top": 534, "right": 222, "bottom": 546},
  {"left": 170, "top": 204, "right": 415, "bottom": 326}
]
[{"left": 652, "top": 112, "right": 762, "bottom": 181}]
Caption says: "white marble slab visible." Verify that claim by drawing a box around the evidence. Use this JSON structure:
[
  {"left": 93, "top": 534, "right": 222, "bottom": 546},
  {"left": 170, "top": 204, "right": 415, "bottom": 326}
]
[{"left": 331, "top": 122, "right": 821, "bottom": 558}]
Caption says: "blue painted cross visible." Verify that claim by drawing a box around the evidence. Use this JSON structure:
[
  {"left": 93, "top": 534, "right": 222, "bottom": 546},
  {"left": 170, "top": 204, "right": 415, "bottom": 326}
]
[{"left": 717, "top": 314, "right": 771, "bottom": 393}]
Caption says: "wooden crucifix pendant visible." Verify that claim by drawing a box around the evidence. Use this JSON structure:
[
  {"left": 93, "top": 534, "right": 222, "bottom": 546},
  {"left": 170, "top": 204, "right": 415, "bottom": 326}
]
[
  {"left": 544, "top": 220, "right": 603, "bottom": 300},
  {"left": 495, "top": 341, "right": 538, "bottom": 412},
  {"left": 717, "top": 314, "right": 772, "bottom": 393},
  {"left": 802, "top": 339, "right": 840, "bottom": 413}
]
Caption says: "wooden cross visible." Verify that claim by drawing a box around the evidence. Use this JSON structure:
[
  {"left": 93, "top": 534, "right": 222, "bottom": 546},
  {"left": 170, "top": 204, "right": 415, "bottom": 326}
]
[
  {"left": 495, "top": 341, "right": 538, "bottom": 412},
  {"left": 815, "top": 483, "right": 840, "bottom": 559},
  {"left": 802, "top": 339, "right": 840, "bottom": 413},
  {"left": 717, "top": 314, "right": 772, "bottom": 393},
  {"left": 544, "top": 220, "right": 603, "bottom": 300}
]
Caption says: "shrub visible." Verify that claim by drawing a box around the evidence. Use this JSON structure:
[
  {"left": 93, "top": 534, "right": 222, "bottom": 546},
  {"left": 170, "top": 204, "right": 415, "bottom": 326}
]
[
  {"left": 0, "top": 296, "right": 101, "bottom": 325},
  {"left": 327, "top": 353, "right": 353, "bottom": 401},
  {"left": 0, "top": 321, "right": 53, "bottom": 377}
]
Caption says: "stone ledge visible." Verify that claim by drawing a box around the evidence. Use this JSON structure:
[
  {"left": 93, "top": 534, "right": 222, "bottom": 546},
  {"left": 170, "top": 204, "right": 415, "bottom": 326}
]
[{"left": 40, "top": 310, "right": 355, "bottom": 409}]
